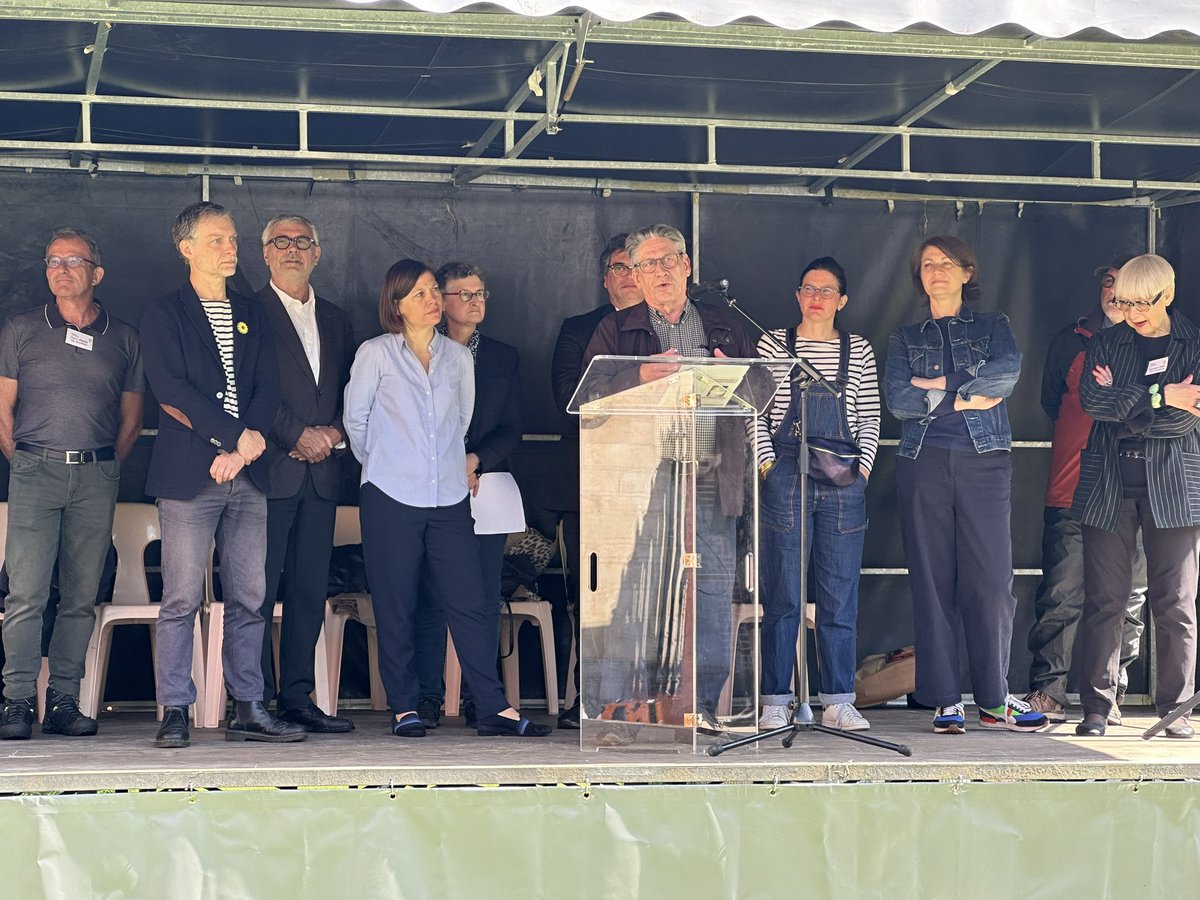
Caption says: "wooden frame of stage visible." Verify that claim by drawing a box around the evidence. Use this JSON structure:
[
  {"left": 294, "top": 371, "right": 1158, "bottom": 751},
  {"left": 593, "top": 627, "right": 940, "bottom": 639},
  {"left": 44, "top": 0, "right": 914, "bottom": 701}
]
[{"left": 4, "top": 707, "right": 1200, "bottom": 793}]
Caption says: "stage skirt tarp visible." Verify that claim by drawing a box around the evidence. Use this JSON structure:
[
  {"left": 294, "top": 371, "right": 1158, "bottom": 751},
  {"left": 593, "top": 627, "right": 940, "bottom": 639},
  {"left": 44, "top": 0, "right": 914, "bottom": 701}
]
[{"left": 3, "top": 781, "right": 1199, "bottom": 897}]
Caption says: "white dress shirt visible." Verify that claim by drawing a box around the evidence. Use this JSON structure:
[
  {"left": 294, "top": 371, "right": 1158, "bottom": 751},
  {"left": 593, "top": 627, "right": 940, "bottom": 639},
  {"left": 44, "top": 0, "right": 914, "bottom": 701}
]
[{"left": 271, "top": 281, "right": 321, "bottom": 383}]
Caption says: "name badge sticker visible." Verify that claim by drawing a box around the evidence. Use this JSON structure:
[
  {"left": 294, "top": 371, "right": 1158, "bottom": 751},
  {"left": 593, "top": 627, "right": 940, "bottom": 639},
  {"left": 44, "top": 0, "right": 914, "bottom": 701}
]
[
  {"left": 1146, "top": 356, "right": 1169, "bottom": 376},
  {"left": 65, "top": 329, "right": 94, "bottom": 351}
]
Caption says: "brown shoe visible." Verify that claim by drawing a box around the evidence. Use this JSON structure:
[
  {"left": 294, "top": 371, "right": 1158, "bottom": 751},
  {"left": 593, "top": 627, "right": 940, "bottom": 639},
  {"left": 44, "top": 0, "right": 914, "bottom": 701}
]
[{"left": 1022, "top": 690, "right": 1066, "bottom": 723}]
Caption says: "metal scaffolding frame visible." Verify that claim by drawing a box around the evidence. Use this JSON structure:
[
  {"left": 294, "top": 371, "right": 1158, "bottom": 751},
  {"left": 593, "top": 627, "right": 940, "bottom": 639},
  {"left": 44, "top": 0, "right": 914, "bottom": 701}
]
[{"left": 2, "top": 2, "right": 1200, "bottom": 205}]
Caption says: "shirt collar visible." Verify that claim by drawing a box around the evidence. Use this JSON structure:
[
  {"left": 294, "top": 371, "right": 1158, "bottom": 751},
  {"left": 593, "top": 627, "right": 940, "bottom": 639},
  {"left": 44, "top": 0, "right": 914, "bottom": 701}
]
[
  {"left": 270, "top": 280, "right": 316, "bottom": 308},
  {"left": 647, "top": 299, "right": 695, "bottom": 327},
  {"left": 45, "top": 301, "right": 109, "bottom": 334}
]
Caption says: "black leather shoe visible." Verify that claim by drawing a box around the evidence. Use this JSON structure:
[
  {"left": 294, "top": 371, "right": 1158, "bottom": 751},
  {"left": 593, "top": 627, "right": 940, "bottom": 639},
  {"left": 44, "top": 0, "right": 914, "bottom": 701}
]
[
  {"left": 279, "top": 702, "right": 354, "bottom": 734},
  {"left": 1075, "top": 716, "right": 1106, "bottom": 737},
  {"left": 0, "top": 697, "right": 35, "bottom": 740},
  {"left": 1164, "top": 719, "right": 1195, "bottom": 739},
  {"left": 226, "top": 700, "right": 307, "bottom": 742},
  {"left": 462, "top": 699, "right": 477, "bottom": 729},
  {"left": 155, "top": 706, "right": 191, "bottom": 748},
  {"left": 557, "top": 701, "right": 581, "bottom": 730},
  {"left": 416, "top": 698, "right": 442, "bottom": 729},
  {"left": 42, "top": 689, "right": 98, "bottom": 736}
]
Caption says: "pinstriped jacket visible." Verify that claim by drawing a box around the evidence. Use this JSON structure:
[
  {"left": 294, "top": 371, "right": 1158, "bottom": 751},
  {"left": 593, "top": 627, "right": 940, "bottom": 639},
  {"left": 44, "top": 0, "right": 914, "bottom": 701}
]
[{"left": 1073, "top": 309, "right": 1200, "bottom": 531}]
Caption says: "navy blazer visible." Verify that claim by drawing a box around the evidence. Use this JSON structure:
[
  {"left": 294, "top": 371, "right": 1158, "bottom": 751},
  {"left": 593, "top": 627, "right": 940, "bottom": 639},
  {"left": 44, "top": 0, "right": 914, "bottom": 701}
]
[
  {"left": 468, "top": 334, "right": 522, "bottom": 474},
  {"left": 257, "top": 284, "right": 356, "bottom": 501},
  {"left": 141, "top": 281, "right": 280, "bottom": 500}
]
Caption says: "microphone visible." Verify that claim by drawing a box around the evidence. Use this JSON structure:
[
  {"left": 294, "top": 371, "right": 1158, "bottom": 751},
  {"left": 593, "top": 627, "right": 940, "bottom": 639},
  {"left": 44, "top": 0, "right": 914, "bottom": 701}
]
[{"left": 687, "top": 279, "right": 729, "bottom": 300}]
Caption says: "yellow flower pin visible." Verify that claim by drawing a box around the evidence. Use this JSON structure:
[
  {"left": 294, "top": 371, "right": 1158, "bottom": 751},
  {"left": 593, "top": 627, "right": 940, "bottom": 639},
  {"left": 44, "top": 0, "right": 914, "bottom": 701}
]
[{"left": 236, "top": 321, "right": 249, "bottom": 335}]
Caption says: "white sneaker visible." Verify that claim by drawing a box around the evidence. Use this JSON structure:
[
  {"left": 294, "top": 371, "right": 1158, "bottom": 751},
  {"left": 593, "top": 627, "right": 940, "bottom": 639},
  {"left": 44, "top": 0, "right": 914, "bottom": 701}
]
[
  {"left": 758, "top": 704, "right": 791, "bottom": 729},
  {"left": 822, "top": 703, "right": 870, "bottom": 731}
]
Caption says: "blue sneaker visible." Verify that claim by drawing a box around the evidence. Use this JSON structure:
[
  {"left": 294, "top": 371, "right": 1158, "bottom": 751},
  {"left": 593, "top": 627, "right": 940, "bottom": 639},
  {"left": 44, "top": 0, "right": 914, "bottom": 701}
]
[
  {"left": 979, "top": 694, "right": 1048, "bottom": 732},
  {"left": 933, "top": 703, "right": 966, "bottom": 734}
]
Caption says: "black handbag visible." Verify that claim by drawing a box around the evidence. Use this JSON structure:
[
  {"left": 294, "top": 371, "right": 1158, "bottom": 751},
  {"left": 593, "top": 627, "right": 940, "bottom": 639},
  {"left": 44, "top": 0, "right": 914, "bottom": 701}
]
[{"left": 787, "top": 329, "right": 861, "bottom": 488}]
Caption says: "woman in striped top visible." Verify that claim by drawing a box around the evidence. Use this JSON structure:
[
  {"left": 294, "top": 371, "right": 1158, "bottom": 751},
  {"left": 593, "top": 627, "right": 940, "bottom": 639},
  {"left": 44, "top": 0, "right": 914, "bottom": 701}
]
[{"left": 754, "top": 256, "right": 879, "bottom": 732}]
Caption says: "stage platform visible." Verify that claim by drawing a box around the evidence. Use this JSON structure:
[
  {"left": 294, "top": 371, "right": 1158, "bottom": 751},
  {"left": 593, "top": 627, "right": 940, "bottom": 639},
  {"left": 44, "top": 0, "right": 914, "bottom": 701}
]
[
  {"left": 4, "top": 708, "right": 1200, "bottom": 898},
  {"left": 3, "top": 706, "right": 1200, "bottom": 792}
]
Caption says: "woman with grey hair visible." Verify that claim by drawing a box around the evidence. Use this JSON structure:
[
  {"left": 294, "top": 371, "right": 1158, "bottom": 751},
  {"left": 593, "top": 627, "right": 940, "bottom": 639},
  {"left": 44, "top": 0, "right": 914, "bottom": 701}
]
[{"left": 1075, "top": 253, "right": 1200, "bottom": 738}]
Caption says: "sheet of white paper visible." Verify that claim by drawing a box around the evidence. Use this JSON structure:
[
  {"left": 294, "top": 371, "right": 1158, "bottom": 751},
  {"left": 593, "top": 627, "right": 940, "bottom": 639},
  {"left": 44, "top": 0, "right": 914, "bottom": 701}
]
[{"left": 469, "top": 472, "right": 527, "bottom": 535}]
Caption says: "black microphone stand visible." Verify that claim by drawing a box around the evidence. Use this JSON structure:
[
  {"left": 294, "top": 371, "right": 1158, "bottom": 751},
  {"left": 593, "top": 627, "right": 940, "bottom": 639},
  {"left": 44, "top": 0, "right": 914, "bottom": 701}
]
[{"left": 697, "top": 280, "right": 910, "bottom": 758}]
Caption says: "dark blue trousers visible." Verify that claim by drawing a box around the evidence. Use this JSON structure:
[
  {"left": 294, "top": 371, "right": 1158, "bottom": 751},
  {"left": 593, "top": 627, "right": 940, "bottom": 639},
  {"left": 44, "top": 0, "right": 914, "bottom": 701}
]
[{"left": 359, "top": 483, "right": 508, "bottom": 717}]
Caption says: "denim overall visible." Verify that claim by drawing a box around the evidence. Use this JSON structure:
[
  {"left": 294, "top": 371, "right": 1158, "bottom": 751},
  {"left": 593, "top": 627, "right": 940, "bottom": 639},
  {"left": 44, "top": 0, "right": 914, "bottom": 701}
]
[{"left": 759, "top": 357, "right": 867, "bottom": 706}]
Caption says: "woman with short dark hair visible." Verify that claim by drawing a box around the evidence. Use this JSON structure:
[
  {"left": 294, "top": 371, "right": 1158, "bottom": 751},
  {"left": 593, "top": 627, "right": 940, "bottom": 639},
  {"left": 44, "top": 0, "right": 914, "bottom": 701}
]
[
  {"left": 1074, "top": 253, "right": 1200, "bottom": 739},
  {"left": 884, "top": 236, "right": 1045, "bottom": 735},
  {"left": 343, "top": 259, "right": 549, "bottom": 738}
]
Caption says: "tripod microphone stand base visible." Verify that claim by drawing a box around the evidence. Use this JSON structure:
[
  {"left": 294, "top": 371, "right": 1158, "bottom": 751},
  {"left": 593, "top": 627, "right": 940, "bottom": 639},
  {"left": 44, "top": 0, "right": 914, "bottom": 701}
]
[{"left": 706, "top": 702, "right": 912, "bottom": 757}]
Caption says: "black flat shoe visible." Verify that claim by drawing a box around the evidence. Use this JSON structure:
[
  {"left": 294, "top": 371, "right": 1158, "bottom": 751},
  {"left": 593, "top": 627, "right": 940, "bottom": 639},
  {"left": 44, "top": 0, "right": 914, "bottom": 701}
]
[
  {"left": 477, "top": 713, "right": 552, "bottom": 737},
  {"left": 1075, "top": 719, "right": 1106, "bottom": 737},
  {"left": 155, "top": 706, "right": 191, "bottom": 748},
  {"left": 279, "top": 702, "right": 355, "bottom": 734},
  {"left": 557, "top": 702, "right": 581, "bottom": 730},
  {"left": 392, "top": 712, "right": 427, "bottom": 737}
]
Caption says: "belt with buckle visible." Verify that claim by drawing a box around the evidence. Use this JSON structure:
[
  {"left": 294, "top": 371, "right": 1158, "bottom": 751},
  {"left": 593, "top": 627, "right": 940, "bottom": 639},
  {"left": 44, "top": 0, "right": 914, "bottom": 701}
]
[
  {"left": 15, "top": 442, "right": 116, "bottom": 464},
  {"left": 1118, "top": 449, "right": 1147, "bottom": 460}
]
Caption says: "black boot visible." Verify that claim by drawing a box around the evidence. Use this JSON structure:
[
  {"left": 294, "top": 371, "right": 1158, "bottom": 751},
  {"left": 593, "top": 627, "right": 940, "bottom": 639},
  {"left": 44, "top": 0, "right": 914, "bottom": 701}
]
[
  {"left": 155, "top": 706, "right": 191, "bottom": 748},
  {"left": 226, "top": 700, "right": 307, "bottom": 743},
  {"left": 42, "top": 688, "right": 98, "bottom": 736},
  {"left": 0, "top": 697, "right": 35, "bottom": 741}
]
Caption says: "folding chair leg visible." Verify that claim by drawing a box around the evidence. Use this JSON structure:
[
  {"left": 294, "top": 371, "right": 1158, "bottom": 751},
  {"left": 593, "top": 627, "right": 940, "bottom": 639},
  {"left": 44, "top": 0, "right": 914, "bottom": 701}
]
[{"left": 537, "top": 611, "right": 559, "bottom": 716}]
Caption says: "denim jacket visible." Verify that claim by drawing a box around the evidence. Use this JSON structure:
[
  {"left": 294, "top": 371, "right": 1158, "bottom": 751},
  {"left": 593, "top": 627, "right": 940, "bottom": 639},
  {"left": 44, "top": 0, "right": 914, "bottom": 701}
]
[{"left": 884, "top": 306, "right": 1022, "bottom": 459}]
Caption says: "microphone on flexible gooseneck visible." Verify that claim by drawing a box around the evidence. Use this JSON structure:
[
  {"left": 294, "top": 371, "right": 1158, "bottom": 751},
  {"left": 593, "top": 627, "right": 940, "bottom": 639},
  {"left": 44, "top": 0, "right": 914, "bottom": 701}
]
[{"left": 686, "top": 279, "right": 730, "bottom": 300}]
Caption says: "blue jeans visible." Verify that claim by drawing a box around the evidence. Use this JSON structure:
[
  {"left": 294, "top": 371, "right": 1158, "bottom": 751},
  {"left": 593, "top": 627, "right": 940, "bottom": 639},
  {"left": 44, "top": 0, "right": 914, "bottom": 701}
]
[
  {"left": 1, "top": 448, "right": 120, "bottom": 700},
  {"left": 155, "top": 476, "right": 268, "bottom": 707},
  {"left": 759, "top": 455, "right": 867, "bottom": 706}
]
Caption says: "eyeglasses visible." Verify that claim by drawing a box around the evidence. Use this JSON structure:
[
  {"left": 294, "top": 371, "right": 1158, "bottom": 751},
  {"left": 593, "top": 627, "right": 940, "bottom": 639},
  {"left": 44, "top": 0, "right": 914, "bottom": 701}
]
[
  {"left": 798, "top": 285, "right": 840, "bottom": 299},
  {"left": 921, "top": 259, "right": 962, "bottom": 273},
  {"left": 606, "top": 263, "right": 633, "bottom": 276},
  {"left": 444, "top": 290, "right": 489, "bottom": 303},
  {"left": 45, "top": 255, "right": 96, "bottom": 269},
  {"left": 1100, "top": 274, "right": 1117, "bottom": 288},
  {"left": 265, "top": 235, "right": 317, "bottom": 251},
  {"left": 1113, "top": 291, "right": 1164, "bottom": 312},
  {"left": 632, "top": 252, "right": 682, "bottom": 274}
]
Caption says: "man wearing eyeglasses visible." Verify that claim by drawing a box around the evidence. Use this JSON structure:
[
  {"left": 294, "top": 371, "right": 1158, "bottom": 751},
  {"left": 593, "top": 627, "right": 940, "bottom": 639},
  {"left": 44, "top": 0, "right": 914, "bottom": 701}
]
[
  {"left": 1025, "top": 258, "right": 1147, "bottom": 725},
  {"left": 581, "top": 224, "right": 756, "bottom": 736},
  {"left": 254, "top": 214, "right": 356, "bottom": 733},
  {"left": 0, "top": 227, "right": 144, "bottom": 740},
  {"left": 548, "top": 233, "right": 642, "bottom": 729}
]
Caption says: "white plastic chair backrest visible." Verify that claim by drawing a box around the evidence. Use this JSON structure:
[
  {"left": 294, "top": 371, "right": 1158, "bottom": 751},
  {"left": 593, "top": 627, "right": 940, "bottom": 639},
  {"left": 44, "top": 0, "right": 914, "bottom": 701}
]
[
  {"left": 110, "top": 502, "right": 160, "bottom": 606},
  {"left": 333, "top": 505, "right": 362, "bottom": 547}
]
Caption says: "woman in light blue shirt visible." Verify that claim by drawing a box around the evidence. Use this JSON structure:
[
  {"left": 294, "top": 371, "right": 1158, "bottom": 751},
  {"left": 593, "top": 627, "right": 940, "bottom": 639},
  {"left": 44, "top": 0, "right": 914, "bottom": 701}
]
[{"left": 344, "top": 259, "right": 550, "bottom": 738}]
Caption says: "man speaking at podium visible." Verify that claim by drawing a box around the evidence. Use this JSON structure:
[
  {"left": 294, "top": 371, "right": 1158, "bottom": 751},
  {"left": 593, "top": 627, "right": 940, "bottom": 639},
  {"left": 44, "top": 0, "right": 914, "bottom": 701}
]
[{"left": 582, "top": 224, "right": 755, "bottom": 734}]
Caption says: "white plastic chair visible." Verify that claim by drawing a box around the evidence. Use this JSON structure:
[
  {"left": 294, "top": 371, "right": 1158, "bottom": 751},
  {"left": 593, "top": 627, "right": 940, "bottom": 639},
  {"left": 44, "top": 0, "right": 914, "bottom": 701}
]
[
  {"left": 79, "top": 502, "right": 206, "bottom": 723},
  {"left": 718, "top": 600, "right": 814, "bottom": 715},
  {"left": 322, "top": 505, "right": 387, "bottom": 716},
  {"left": 0, "top": 502, "right": 51, "bottom": 721},
  {"left": 202, "top": 558, "right": 334, "bottom": 728}
]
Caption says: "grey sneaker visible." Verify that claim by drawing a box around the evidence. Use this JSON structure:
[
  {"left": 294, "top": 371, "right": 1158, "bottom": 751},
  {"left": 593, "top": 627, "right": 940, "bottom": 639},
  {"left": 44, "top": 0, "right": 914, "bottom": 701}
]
[
  {"left": 758, "top": 704, "right": 791, "bottom": 729},
  {"left": 1023, "top": 689, "right": 1067, "bottom": 723},
  {"left": 821, "top": 703, "right": 870, "bottom": 731}
]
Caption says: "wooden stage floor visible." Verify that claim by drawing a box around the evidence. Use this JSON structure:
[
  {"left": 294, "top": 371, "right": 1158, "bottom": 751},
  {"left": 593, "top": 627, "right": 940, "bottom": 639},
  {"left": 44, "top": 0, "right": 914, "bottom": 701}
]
[{"left": 3, "top": 706, "right": 1200, "bottom": 793}]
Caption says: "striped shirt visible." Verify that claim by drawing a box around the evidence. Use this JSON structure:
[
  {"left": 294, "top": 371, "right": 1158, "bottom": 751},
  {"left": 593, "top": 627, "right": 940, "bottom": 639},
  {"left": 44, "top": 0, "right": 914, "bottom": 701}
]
[
  {"left": 200, "top": 299, "right": 238, "bottom": 416},
  {"left": 754, "top": 330, "right": 881, "bottom": 475}
]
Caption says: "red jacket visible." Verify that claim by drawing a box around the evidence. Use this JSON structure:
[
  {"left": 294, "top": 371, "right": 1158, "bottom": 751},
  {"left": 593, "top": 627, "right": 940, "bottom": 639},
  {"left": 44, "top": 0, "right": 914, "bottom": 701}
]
[{"left": 1042, "top": 308, "right": 1107, "bottom": 508}]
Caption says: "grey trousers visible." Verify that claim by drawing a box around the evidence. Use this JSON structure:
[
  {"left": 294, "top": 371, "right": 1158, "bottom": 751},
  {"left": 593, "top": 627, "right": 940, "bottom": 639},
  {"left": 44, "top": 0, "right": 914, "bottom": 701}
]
[
  {"left": 1, "top": 448, "right": 119, "bottom": 700},
  {"left": 155, "top": 476, "right": 268, "bottom": 707},
  {"left": 1028, "top": 505, "right": 1146, "bottom": 704},
  {"left": 1080, "top": 497, "right": 1199, "bottom": 719}
]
